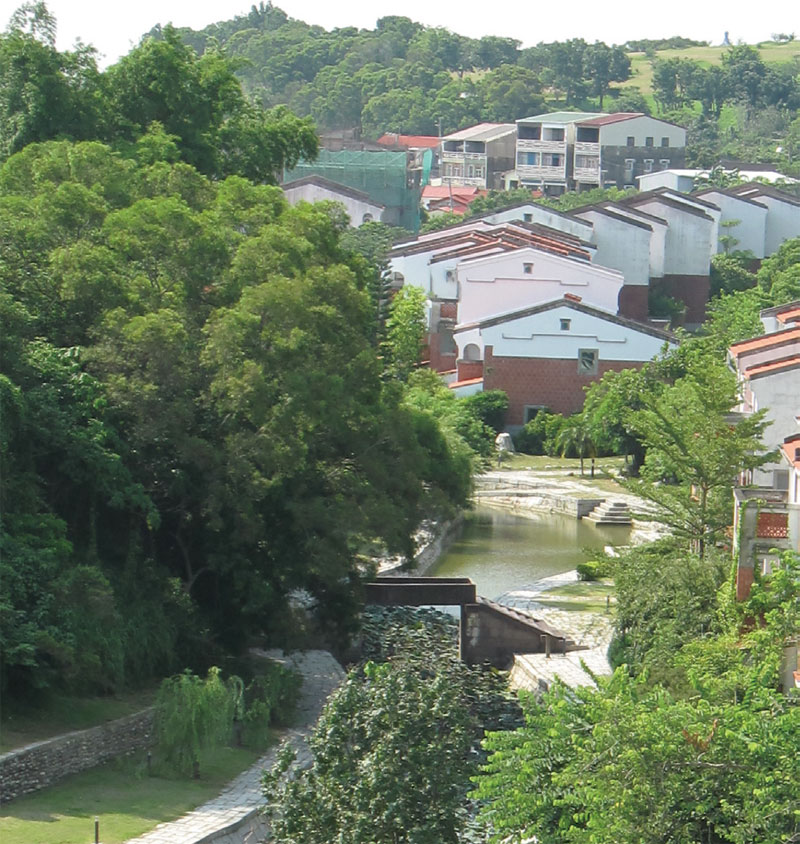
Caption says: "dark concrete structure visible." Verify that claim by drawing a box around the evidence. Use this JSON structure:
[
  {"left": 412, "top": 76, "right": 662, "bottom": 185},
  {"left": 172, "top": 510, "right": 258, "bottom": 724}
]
[{"left": 365, "top": 577, "right": 571, "bottom": 667}]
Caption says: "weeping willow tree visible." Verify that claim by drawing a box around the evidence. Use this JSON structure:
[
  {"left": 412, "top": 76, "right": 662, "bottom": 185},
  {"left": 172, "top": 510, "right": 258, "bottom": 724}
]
[{"left": 154, "top": 667, "right": 235, "bottom": 776}]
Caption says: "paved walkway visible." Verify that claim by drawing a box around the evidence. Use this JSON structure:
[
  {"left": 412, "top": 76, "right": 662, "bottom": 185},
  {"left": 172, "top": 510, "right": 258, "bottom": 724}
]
[
  {"left": 498, "top": 571, "right": 616, "bottom": 693},
  {"left": 125, "top": 651, "right": 345, "bottom": 844}
]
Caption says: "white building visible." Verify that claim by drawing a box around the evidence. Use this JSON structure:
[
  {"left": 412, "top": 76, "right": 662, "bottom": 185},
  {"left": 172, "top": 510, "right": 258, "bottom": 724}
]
[{"left": 281, "top": 175, "right": 385, "bottom": 226}]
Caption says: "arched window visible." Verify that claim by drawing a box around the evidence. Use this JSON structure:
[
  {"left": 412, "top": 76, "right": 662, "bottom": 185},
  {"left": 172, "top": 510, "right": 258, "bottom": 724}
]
[{"left": 463, "top": 343, "right": 482, "bottom": 361}]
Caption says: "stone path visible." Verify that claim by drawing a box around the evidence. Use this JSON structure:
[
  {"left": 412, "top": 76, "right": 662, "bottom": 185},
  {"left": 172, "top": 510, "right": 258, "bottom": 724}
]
[
  {"left": 125, "top": 651, "right": 345, "bottom": 844},
  {"left": 497, "top": 571, "right": 616, "bottom": 693}
]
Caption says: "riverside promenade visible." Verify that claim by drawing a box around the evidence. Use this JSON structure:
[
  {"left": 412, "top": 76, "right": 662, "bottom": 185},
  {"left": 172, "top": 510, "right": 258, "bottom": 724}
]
[{"left": 125, "top": 650, "right": 345, "bottom": 844}]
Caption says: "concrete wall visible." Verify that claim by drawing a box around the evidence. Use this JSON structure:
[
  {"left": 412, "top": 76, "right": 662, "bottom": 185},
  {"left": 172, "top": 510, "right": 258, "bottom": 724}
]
[
  {"left": 631, "top": 199, "right": 714, "bottom": 276},
  {"left": 0, "top": 709, "right": 155, "bottom": 803},
  {"left": 461, "top": 603, "right": 553, "bottom": 666},
  {"left": 747, "top": 366, "right": 800, "bottom": 486},
  {"left": 655, "top": 273, "right": 711, "bottom": 325},
  {"left": 572, "top": 208, "right": 652, "bottom": 288},
  {"left": 698, "top": 190, "right": 767, "bottom": 258},
  {"left": 483, "top": 206, "right": 595, "bottom": 241},
  {"left": 606, "top": 204, "right": 668, "bottom": 279},
  {"left": 600, "top": 116, "right": 686, "bottom": 148},
  {"left": 456, "top": 248, "right": 623, "bottom": 325},
  {"left": 282, "top": 185, "right": 384, "bottom": 227},
  {"left": 758, "top": 196, "right": 800, "bottom": 255}
]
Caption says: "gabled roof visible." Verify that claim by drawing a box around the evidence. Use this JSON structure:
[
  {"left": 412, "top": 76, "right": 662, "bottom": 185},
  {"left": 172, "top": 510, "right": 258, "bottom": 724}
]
[
  {"left": 454, "top": 296, "right": 676, "bottom": 342},
  {"left": 422, "top": 185, "right": 483, "bottom": 199},
  {"left": 693, "top": 187, "right": 768, "bottom": 208},
  {"left": 760, "top": 299, "right": 800, "bottom": 321},
  {"left": 576, "top": 112, "right": 644, "bottom": 126},
  {"left": 623, "top": 189, "right": 715, "bottom": 221},
  {"left": 729, "top": 327, "right": 800, "bottom": 359},
  {"left": 281, "top": 174, "right": 383, "bottom": 208},
  {"left": 443, "top": 123, "right": 516, "bottom": 142},
  {"left": 729, "top": 182, "right": 800, "bottom": 207},
  {"left": 376, "top": 133, "right": 440, "bottom": 149},
  {"left": 744, "top": 355, "right": 800, "bottom": 379},
  {"left": 517, "top": 111, "right": 604, "bottom": 124},
  {"left": 777, "top": 306, "right": 800, "bottom": 326},
  {"left": 472, "top": 199, "right": 595, "bottom": 230},
  {"left": 569, "top": 203, "right": 653, "bottom": 231},
  {"left": 781, "top": 434, "right": 800, "bottom": 470}
]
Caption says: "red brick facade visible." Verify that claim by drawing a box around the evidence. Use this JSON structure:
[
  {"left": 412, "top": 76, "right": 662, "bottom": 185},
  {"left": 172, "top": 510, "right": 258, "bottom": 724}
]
[
  {"left": 617, "top": 285, "right": 650, "bottom": 321},
  {"left": 655, "top": 274, "right": 710, "bottom": 325},
  {"left": 427, "top": 333, "right": 457, "bottom": 372},
  {"left": 483, "top": 346, "right": 647, "bottom": 424},
  {"left": 456, "top": 359, "right": 485, "bottom": 381}
]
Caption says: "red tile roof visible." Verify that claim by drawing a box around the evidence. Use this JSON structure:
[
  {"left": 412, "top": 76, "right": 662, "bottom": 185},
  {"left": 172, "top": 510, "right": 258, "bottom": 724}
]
[
  {"left": 376, "top": 133, "right": 441, "bottom": 149},
  {"left": 777, "top": 307, "right": 800, "bottom": 325},
  {"left": 577, "top": 112, "right": 644, "bottom": 126},
  {"left": 448, "top": 376, "right": 483, "bottom": 389},
  {"left": 729, "top": 327, "right": 800, "bottom": 358},
  {"left": 781, "top": 434, "right": 800, "bottom": 469},
  {"left": 744, "top": 355, "right": 800, "bottom": 378},
  {"left": 422, "top": 185, "right": 483, "bottom": 199}
]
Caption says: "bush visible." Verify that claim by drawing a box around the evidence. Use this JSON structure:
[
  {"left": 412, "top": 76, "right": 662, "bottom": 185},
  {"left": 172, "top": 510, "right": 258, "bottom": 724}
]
[
  {"left": 513, "top": 410, "right": 565, "bottom": 455},
  {"left": 461, "top": 390, "right": 509, "bottom": 433},
  {"left": 577, "top": 558, "right": 614, "bottom": 581}
]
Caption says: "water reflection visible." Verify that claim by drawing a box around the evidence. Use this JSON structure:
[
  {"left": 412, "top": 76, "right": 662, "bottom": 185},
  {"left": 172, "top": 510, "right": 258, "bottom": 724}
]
[{"left": 431, "top": 504, "right": 630, "bottom": 601}]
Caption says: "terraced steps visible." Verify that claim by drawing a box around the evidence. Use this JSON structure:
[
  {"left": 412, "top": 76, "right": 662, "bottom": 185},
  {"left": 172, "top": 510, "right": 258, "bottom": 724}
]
[{"left": 583, "top": 500, "right": 632, "bottom": 525}]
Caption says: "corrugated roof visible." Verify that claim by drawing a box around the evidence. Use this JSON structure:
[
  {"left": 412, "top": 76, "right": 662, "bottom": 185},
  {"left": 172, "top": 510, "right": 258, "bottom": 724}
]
[
  {"left": 577, "top": 112, "right": 644, "bottom": 126},
  {"left": 443, "top": 123, "right": 516, "bottom": 142},
  {"left": 517, "top": 111, "right": 605, "bottom": 124}
]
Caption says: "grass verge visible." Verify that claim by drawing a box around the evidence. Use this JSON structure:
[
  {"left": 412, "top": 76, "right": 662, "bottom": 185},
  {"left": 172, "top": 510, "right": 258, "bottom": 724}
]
[
  {"left": 536, "top": 580, "right": 615, "bottom": 614},
  {"left": 0, "top": 743, "right": 268, "bottom": 844}
]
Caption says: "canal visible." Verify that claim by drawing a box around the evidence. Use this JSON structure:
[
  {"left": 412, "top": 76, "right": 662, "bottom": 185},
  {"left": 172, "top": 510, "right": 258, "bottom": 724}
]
[{"left": 431, "top": 504, "right": 631, "bottom": 600}]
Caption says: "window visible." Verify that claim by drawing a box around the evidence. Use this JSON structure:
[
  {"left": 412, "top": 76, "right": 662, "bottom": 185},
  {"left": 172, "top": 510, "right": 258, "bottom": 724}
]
[
  {"left": 467, "top": 165, "right": 474, "bottom": 177},
  {"left": 560, "top": 318, "right": 571, "bottom": 330},
  {"left": 523, "top": 213, "right": 533, "bottom": 222},
  {"left": 626, "top": 136, "right": 635, "bottom": 147},
  {"left": 660, "top": 159, "right": 670, "bottom": 170},
  {"left": 645, "top": 136, "right": 654, "bottom": 147},
  {"left": 575, "top": 154, "right": 599, "bottom": 169},
  {"left": 544, "top": 153, "right": 563, "bottom": 167},
  {"left": 624, "top": 158, "right": 635, "bottom": 174},
  {"left": 661, "top": 137, "right": 669, "bottom": 147},
  {"left": 517, "top": 151, "right": 540, "bottom": 167},
  {"left": 463, "top": 343, "right": 481, "bottom": 361},
  {"left": 523, "top": 262, "right": 533, "bottom": 274},
  {"left": 578, "top": 348, "right": 598, "bottom": 375},
  {"left": 644, "top": 159, "right": 654, "bottom": 173}
]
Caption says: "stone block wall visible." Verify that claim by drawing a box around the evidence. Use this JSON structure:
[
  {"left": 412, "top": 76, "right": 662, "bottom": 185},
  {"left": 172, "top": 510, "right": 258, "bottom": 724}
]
[{"left": 0, "top": 708, "right": 155, "bottom": 803}]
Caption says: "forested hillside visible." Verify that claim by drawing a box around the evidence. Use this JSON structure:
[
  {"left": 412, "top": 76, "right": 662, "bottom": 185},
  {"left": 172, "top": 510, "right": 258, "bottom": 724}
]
[{"left": 158, "top": 4, "right": 800, "bottom": 171}]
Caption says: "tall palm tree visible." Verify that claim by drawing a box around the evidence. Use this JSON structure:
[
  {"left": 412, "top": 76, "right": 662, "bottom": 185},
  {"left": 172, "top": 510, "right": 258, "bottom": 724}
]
[{"left": 556, "top": 416, "right": 596, "bottom": 476}]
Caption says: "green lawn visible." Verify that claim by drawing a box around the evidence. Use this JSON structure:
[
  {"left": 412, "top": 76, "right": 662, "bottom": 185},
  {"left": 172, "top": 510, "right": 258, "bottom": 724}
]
[
  {"left": 1, "top": 688, "right": 158, "bottom": 753},
  {"left": 496, "top": 453, "right": 625, "bottom": 473},
  {"left": 0, "top": 744, "right": 267, "bottom": 844},
  {"left": 536, "top": 580, "right": 615, "bottom": 613}
]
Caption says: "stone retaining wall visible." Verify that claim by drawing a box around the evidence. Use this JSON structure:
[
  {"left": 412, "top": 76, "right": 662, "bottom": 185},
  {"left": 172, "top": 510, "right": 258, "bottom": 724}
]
[
  {"left": 474, "top": 489, "right": 603, "bottom": 518},
  {"left": 0, "top": 708, "right": 155, "bottom": 803}
]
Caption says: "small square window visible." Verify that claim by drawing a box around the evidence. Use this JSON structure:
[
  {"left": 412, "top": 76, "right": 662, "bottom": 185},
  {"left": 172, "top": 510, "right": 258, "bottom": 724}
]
[
  {"left": 645, "top": 136, "right": 654, "bottom": 147},
  {"left": 660, "top": 159, "right": 670, "bottom": 170},
  {"left": 624, "top": 158, "right": 635, "bottom": 172},
  {"left": 661, "top": 137, "right": 669, "bottom": 147},
  {"left": 560, "top": 319, "right": 571, "bottom": 330},
  {"left": 626, "top": 136, "right": 635, "bottom": 147},
  {"left": 523, "top": 262, "right": 533, "bottom": 274},
  {"left": 578, "top": 348, "right": 598, "bottom": 375},
  {"left": 644, "top": 159, "right": 654, "bottom": 173},
  {"left": 523, "top": 213, "right": 533, "bottom": 222}
]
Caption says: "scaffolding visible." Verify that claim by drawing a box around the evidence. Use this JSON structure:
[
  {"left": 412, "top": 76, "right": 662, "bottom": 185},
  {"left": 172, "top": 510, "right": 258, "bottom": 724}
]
[{"left": 284, "top": 148, "right": 424, "bottom": 232}]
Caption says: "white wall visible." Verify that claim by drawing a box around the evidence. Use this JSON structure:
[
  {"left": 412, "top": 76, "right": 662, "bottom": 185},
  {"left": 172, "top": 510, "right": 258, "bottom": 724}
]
[
  {"left": 600, "top": 116, "right": 686, "bottom": 149},
  {"left": 747, "top": 367, "right": 800, "bottom": 485},
  {"left": 632, "top": 199, "right": 714, "bottom": 275},
  {"left": 604, "top": 204, "right": 668, "bottom": 278},
  {"left": 282, "top": 185, "right": 384, "bottom": 227},
  {"left": 638, "top": 171, "right": 695, "bottom": 193},
  {"left": 700, "top": 191, "right": 767, "bottom": 258},
  {"left": 482, "top": 205, "right": 594, "bottom": 240},
  {"left": 756, "top": 196, "right": 800, "bottom": 256},
  {"left": 572, "top": 209, "right": 651, "bottom": 286},
  {"left": 455, "top": 304, "right": 672, "bottom": 361},
  {"left": 456, "top": 247, "right": 623, "bottom": 324}
]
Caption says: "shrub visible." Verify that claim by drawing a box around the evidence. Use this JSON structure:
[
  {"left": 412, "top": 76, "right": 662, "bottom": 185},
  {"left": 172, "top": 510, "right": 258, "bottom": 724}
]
[{"left": 577, "top": 558, "right": 614, "bottom": 581}]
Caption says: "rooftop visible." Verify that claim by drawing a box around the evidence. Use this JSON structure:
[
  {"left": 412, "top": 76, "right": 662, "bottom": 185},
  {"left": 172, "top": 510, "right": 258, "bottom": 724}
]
[
  {"left": 729, "top": 327, "right": 800, "bottom": 359},
  {"left": 281, "top": 174, "right": 383, "bottom": 207},
  {"left": 577, "top": 112, "right": 644, "bottom": 126},
  {"left": 443, "top": 123, "right": 516, "bottom": 142},
  {"left": 517, "top": 111, "right": 604, "bottom": 125},
  {"left": 376, "top": 133, "right": 441, "bottom": 149}
]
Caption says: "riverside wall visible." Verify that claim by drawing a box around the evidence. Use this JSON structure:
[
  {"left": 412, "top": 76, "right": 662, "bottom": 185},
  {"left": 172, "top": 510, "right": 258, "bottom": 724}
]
[{"left": 0, "top": 708, "right": 155, "bottom": 803}]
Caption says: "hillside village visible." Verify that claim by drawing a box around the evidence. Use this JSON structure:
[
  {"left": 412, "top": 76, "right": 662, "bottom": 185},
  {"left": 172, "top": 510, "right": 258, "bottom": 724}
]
[{"left": 2, "top": 4, "right": 800, "bottom": 842}]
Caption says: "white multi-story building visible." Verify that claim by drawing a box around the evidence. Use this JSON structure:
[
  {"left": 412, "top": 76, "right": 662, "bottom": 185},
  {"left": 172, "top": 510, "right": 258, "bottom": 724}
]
[{"left": 440, "top": 123, "right": 516, "bottom": 190}]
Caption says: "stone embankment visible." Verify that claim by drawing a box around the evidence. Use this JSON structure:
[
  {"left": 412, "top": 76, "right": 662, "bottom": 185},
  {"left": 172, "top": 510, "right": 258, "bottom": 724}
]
[{"left": 0, "top": 708, "right": 155, "bottom": 803}]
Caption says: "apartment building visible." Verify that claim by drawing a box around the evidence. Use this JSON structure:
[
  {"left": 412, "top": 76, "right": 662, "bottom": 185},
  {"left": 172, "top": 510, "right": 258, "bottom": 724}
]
[{"left": 440, "top": 123, "right": 516, "bottom": 190}]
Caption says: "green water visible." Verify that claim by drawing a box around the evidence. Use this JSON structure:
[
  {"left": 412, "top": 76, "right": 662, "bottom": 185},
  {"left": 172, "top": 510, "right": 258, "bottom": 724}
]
[{"left": 431, "top": 504, "right": 630, "bottom": 601}]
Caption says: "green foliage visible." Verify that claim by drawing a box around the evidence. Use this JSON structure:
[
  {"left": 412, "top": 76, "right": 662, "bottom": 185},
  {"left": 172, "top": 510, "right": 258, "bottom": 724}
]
[
  {"left": 709, "top": 251, "right": 757, "bottom": 296},
  {"left": 512, "top": 410, "right": 566, "bottom": 456},
  {"left": 384, "top": 285, "right": 427, "bottom": 380},
  {"left": 265, "top": 607, "right": 520, "bottom": 843},
  {"left": 474, "top": 556, "right": 800, "bottom": 843},
  {"left": 155, "top": 667, "right": 235, "bottom": 775},
  {"left": 461, "top": 390, "right": 509, "bottom": 434},
  {"left": 575, "top": 557, "right": 613, "bottom": 582}
]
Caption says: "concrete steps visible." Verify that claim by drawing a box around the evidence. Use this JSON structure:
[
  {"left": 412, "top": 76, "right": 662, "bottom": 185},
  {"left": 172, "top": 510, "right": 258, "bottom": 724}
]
[{"left": 583, "top": 500, "right": 632, "bottom": 525}]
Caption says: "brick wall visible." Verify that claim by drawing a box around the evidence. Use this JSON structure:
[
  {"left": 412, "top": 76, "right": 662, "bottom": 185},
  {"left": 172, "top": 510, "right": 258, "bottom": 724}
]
[
  {"left": 427, "top": 332, "right": 457, "bottom": 373},
  {"left": 617, "top": 285, "right": 650, "bottom": 321},
  {"left": 655, "top": 274, "right": 710, "bottom": 325},
  {"left": 484, "top": 345, "right": 646, "bottom": 424},
  {"left": 0, "top": 708, "right": 155, "bottom": 803},
  {"left": 456, "top": 359, "right": 484, "bottom": 381}
]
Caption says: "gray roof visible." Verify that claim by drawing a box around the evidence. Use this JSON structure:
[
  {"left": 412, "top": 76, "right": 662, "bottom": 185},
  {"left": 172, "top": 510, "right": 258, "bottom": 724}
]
[{"left": 443, "top": 123, "right": 517, "bottom": 142}]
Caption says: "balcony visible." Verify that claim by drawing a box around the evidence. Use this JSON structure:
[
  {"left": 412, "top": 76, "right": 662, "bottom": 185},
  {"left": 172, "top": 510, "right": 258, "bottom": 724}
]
[
  {"left": 575, "top": 141, "right": 600, "bottom": 155},
  {"left": 442, "top": 151, "right": 487, "bottom": 162},
  {"left": 517, "top": 164, "right": 566, "bottom": 181},
  {"left": 574, "top": 167, "right": 601, "bottom": 183},
  {"left": 517, "top": 138, "right": 565, "bottom": 155},
  {"left": 442, "top": 175, "right": 486, "bottom": 187}
]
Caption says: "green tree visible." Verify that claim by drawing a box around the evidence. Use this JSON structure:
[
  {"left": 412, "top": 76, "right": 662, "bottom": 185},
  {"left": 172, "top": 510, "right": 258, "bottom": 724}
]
[
  {"left": 624, "top": 355, "right": 775, "bottom": 555},
  {"left": 582, "top": 42, "right": 631, "bottom": 109},
  {"left": 384, "top": 285, "right": 427, "bottom": 380}
]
